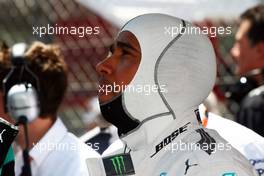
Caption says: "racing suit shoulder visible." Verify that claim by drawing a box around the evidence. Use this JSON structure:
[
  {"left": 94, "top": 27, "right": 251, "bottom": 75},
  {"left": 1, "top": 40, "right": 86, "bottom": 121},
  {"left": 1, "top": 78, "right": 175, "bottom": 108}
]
[
  {"left": 192, "top": 128, "right": 258, "bottom": 176},
  {"left": 206, "top": 113, "right": 264, "bottom": 175},
  {"left": 165, "top": 127, "right": 258, "bottom": 176}
]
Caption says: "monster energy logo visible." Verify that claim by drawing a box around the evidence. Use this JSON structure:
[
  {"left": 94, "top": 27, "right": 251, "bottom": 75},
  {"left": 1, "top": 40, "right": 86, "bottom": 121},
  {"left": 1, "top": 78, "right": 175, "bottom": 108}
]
[
  {"left": 103, "top": 153, "right": 135, "bottom": 176},
  {"left": 110, "top": 156, "right": 126, "bottom": 175}
]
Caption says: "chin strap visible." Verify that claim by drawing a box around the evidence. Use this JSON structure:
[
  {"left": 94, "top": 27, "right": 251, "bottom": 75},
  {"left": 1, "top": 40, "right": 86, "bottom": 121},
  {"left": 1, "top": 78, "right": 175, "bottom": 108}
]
[{"left": 100, "top": 95, "right": 140, "bottom": 137}]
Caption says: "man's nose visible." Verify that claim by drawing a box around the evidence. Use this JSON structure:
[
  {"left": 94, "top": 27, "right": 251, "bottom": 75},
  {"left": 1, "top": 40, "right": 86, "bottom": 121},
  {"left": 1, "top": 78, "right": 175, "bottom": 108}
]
[{"left": 96, "top": 58, "right": 113, "bottom": 76}]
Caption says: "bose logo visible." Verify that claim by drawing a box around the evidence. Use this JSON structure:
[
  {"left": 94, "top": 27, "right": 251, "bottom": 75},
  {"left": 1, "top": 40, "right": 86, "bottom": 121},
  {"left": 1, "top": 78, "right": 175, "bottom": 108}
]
[{"left": 151, "top": 122, "right": 190, "bottom": 157}]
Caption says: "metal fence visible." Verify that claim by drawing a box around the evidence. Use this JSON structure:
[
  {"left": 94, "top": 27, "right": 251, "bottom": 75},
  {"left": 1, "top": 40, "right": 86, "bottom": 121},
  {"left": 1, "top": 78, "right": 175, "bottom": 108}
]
[{"left": 0, "top": 0, "right": 118, "bottom": 135}]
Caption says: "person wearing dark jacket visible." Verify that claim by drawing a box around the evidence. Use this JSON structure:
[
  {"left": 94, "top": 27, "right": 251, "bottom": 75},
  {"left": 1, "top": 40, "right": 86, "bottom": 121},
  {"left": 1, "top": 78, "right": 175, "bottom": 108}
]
[{"left": 231, "top": 4, "right": 264, "bottom": 137}]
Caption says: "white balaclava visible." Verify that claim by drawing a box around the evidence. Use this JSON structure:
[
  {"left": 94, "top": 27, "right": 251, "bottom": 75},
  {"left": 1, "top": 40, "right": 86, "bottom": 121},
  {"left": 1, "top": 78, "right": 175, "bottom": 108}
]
[{"left": 100, "top": 14, "right": 216, "bottom": 150}]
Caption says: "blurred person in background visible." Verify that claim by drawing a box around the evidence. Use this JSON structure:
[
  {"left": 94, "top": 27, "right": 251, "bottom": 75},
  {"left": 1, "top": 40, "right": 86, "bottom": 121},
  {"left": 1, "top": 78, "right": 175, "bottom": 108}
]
[
  {"left": 231, "top": 4, "right": 264, "bottom": 137},
  {"left": 0, "top": 41, "right": 99, "bottom": 176}
]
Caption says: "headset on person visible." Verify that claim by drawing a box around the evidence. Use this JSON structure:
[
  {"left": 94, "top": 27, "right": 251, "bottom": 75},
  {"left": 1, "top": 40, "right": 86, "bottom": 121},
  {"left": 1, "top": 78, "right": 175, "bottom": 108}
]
[
  {"left": 2, "top": 43, "right": 40, "bottom": 124},
  {"left": 2, "top": 43, "right": 41, "bottom": 176}
]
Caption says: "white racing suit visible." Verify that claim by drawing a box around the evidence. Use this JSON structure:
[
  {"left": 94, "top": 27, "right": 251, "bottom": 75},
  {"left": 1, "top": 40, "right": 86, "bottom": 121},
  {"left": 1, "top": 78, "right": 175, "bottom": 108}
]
[
  {"left": 86, "top": 14, "right": 257, "bottom": 176},
  {"left": 87, "top": 116, "right": 257, "bottom": 175}
]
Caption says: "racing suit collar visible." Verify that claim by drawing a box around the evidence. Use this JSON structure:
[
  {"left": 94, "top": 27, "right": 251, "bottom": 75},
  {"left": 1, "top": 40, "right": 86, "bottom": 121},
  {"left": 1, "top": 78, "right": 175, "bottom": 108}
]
[{"left": 121, "top": 109, "right": 201, "bottom": 152}]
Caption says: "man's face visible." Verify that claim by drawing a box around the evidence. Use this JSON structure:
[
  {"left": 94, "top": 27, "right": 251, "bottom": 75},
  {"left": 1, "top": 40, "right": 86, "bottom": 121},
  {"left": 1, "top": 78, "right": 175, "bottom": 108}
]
[
  {"left": 231, "top": 20, "right": 260, "bottom": 75},
  {"left": 96, "top": 31, "right": 141, "bottom": 103}
]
